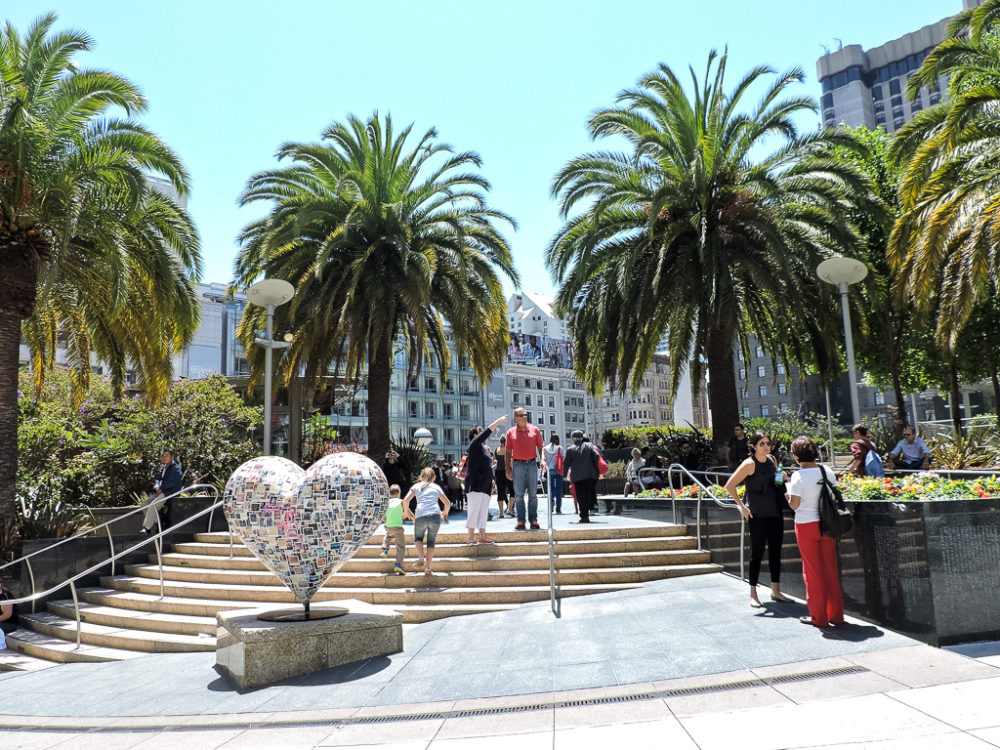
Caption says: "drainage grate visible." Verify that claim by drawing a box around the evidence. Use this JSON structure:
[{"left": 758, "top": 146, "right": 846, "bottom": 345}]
[
  {"left": 559, "top": 693, "right": 656, "bottom": 707},
  {"left": 659, "top": 679, "right": 761, "bottom": 697},
  {"left": 764, "top": 665, "right": 866, "bottom": 685}
]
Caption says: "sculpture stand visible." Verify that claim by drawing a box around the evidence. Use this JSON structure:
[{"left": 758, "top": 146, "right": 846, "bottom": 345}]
[{"left": 215, "top": 600, "right": 403, "bottom": 691}]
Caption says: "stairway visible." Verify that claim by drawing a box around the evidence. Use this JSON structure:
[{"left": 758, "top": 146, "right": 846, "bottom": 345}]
[{"left": 2, "top": 523, "right": 719, "bottom": 667}]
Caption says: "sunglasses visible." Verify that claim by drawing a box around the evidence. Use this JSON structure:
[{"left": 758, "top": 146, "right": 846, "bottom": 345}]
[{"left": 756, "top": 441, "right": 771, "bottom": 446}]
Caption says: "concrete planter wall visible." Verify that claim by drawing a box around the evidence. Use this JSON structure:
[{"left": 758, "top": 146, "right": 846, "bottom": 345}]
[{"left": 616, "top": 496, "right": 1000, "bottom": 646}]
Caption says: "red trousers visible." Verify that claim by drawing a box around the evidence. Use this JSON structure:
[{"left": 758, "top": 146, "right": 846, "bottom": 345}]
[{"left": 794, "top": 521, "right": 844, "bottom": 627}]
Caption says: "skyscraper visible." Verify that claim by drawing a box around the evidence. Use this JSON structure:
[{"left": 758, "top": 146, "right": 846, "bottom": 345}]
[{"left": 817, "top": 1, "right": 982, "bottom": 133}]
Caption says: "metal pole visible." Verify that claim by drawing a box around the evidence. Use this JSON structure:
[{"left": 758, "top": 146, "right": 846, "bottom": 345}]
[
  {"left": 825, "top": 386, "right": 836, "bottom": 468},
  {"left": 911, "top": 392, "right": 920, "bottom": 433},
  {"left": 263, "top": 303, "right": 274, "bottom": 456},
  {"left": 839, "top": 282, "right": 862, "bottom": 426}
]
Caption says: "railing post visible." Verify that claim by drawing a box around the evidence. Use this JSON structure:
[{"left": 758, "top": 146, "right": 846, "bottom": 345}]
[
  {"left": 106, "top": 524, "right": 116, "bottom": 577},
  {"left": 25, "top": 559, "right": 36, "bottom": 614},
  {"left": 69, "top": 580, "right": 82, "bottom": 649}
]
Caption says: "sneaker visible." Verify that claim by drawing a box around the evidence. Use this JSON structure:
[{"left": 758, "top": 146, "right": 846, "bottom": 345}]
[
  {"left": 393, "top": 564, "right": 406, "bottom": 576},
  {"left": 138, "top": 527, "right": 150, "bottom": 536},
  {"left": 530, "top": 522, "right": 541, "bottom": 530},
  {"left": 515, "top": 523, "right": 526, "bottom": 531},
  {"left": 379, "top": 549, "right": 389, "bottom": 558}
]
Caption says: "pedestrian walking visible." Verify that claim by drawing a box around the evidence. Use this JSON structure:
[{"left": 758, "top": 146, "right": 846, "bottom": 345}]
[
  {"left": 401, "top": 468, "right": 450, "bottom": 575},
  {"left": 564, "top": 430, "right": 599, "bottom": 523},
  {"left": 464, "top": 416, "right": 508, "bottom": 544},
  {"left": 724, "top": 432, "right": 792, "bottom": 608},
  {"left": 504, "top": 407, "right": 547, "bottom": 530},
  {"left": 379, "top": 484, "right": 407, "bottom": 575},
  {"left": 544, "top": 434, "right": 565, "bottom": 514}
]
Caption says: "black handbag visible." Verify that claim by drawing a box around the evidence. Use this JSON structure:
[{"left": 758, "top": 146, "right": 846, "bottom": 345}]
[{"left": 817, "top": 468, "right": 853, "bottom": 539}]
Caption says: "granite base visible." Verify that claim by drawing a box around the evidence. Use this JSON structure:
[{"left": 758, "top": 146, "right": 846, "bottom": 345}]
[{"left": 215, "top": 599, "right": 403, "bottom": 690}]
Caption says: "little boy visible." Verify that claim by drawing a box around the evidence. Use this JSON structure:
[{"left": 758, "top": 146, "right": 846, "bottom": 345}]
[{"left": 379, "top": 484, "right": 406, "bottom": 575}]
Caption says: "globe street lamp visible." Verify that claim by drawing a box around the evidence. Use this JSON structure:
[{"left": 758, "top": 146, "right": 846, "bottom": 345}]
[
  {"left": 247, "top": 279, "right": 295, "bottom": 455},
  {"left": 413, "top": 427, "right": 433, "bottom": 448},
  {"left": 817, "top": 257, "right": 868, "bottom": 426}
]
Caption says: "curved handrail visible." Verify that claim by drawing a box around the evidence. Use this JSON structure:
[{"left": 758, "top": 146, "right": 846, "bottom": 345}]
[
  {"left": 547, "top": 492, "right": 560, "bottom": 619},
  {"left": 2, "top": 484, "right": 224, "bottom": 649}
]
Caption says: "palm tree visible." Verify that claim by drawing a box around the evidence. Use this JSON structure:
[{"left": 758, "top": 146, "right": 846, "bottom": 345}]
[
  {"left": 0, "top": 15, "right": 201, "bottom": 537},
  {"left": 547, "top": 51, "right": 875, "bottom": 452},
  {"left": 887, "top": 0, "right": 1000, "bottom": 434},
  {"left": 233, "top": 113, "right": 518, "bottom": 461}
]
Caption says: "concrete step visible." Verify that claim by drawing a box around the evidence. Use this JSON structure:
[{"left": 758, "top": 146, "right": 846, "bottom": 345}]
[
  {"left": 0, "top": 647, "right": 59, "bottom": 672},
  {"left": 172, "top": 536, "right": 698, "bottom": 560},
  {"left": 96, "top": 577, "right": 655, "bottom": 608},
  {"left": 192, "top": 524, "right": 689, "bottom": 546},
  {"left": 47, "top": 600, "right": 217, "bottom": 637},
  {"left": 18, "top": 612, "right": 215, "bottom": 653},
  {"left": 155, "top": 548, "right": 707, "bottom": 573},
  {"left": 123, "top": 559, "right": 715, "bottom": 588},
  {"left": 5, "top": 628, "right": 144, "bottom": 663}
]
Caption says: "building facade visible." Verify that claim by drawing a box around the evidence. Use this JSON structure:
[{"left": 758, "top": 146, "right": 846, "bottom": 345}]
[{"left": 817, "top": 1, "right": 981, "bottom": 133}]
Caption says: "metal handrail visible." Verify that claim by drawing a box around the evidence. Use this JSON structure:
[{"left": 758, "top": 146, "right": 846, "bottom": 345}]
[
  {"left": 639, "top": 465, "right": 746, "bottom": 578},
  {"left": 1, "top": 484, "right": 226, "bottom": 649},
  {"left": 547, "top": 487, "right": 560, "bottom": 618}
]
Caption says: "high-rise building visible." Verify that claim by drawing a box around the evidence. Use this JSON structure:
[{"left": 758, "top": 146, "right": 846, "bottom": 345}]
[{"left": 817, "top": 1, "right": 982, "bottom": 133}]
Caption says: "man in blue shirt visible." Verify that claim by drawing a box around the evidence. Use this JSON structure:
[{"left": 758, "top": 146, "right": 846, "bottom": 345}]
[
  {"left": 140, "top": 450, "right": 183, "bottom": 534},
  {"left": 889, "top": 429, "right": 930, "bottom": 471}
]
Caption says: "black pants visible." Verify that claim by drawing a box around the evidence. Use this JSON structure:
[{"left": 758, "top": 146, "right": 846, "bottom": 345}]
[
  {"left": 573, "top": 478, "right": 597, "bottom": 521},
  {"left": 748, "top": 515, "right": 784, "bottom": 587},
  {"left": 495, "top": 473, "right": 511, "bottom": 511}
]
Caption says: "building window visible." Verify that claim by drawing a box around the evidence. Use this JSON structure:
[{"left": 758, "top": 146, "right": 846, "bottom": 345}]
[
  {"left": 875, "top": 392, "right": 885, "bottom": 405},
  {"left": 444, "top": 403, "right": 454, "bottom": 419},
  {"left": 550, "top": 414, "right": 556, "bottom": 425},
  {"left": 536, "top": 380, "right": 542, "bottom": 390},
  {"left": 511, "top": 377, "right": 519, "bottom": 387},
  {"left": 525, "top": 411, "right": 532, "bottom": 423},
  {"left": 444, "top": 428, "right": 454, "bottom": 444},
  {"left": 759, "top": 385, "right": 767, "bottom": 397},
  {"left": 742, "top": 407, "right": 751, "bottom": 418},
  {"left": 548, "top": 396, "right": 555, "bottom": 408},
  {"left": 460, "top": 404, "right": 471, "bottom": 420},
  {"left": 739, "top": 368, "right": 746, "bottom": 381},
  {"left": 776, "top": 363, "right": 785, "bottom": 375},
  {"left": 425, "top": 402, "right": 435, "bottom": 419},
  {"left": 779, "top": 403, "right": 788, "bottom": 413},
  {"left": 424, "top": 376, "right": 436, "bottom": 392},
  {"left": 548, "top": 382, "right": 554, "bottom": 391},
  {"left": 512, "top": 393, "right": 520, "bottom": 405},
  {"left": 525, "top": 394, "right": 532, "bottom": 406},
  {"left": 408, "top": 401, "right": 419, "bottom": 418},
  {"left": 755, "top": 346, "right": 764, "bottom": 357},
  {"left": 757, "top": 365, "right": 766, "bottom": 378},
  {"left": 761, "top": 405, "right": 770, "bottom": 417},
  {"left": 778, "top": 383, "right": 787, "bottom": 395}
]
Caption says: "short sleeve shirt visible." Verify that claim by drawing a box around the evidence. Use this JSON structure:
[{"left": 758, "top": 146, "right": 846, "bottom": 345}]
[
  {"left": 411, "top": 482, "right": 445, "bottom": 518},
  {"left": 506, "top": 424, "right": 544, "bottom": 461},
  {"left": 788, "top": 466, "right": 836, "bottom": 525},
  {"left": 892, "top": 438, "right": 929, "bottom": 462}
]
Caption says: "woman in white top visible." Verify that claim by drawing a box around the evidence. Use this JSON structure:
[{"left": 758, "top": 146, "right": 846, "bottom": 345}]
[
  {"left": 623, "top": 448, "right": 644, "bottom": 496},
  {"left": 544, "top": 434, "right": 565, "bottom": 514},
  {"left": 402, "top": 467, "right": 451, "bottom": 575},
  {"left": 786, "top": 436, "right": 844, "bottom": 628}
]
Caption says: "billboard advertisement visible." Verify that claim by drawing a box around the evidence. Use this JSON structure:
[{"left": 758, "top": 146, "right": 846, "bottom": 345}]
[{"left": 506, "top": 332, "right": 575, "bottom": 370}]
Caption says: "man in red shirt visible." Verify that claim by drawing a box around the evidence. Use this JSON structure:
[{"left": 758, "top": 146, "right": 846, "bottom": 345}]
[{"left": 504, "top": 407, "right": 547, "bottom": 530}]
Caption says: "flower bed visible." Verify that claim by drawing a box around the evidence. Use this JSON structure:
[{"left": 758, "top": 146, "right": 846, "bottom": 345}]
[{"left": 637, "top": 472, "right": 1000, "bottom": 502}]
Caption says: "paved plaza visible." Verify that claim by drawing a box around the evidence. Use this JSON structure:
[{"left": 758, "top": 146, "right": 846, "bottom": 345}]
[{"left": 0, "top": 562, "right": 998, "bottom": 748}]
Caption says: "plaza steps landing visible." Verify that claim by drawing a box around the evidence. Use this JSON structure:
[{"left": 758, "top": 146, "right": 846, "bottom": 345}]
[{"left": 2, "top": 523, "right": 719, "bottom": 666}]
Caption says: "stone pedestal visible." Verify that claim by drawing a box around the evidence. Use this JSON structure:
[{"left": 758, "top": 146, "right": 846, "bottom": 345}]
[{"left": 215, "top": 600, "right": 403, "bottom": 690}]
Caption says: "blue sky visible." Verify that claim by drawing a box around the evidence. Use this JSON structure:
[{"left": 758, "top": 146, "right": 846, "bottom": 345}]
[{"left": 9, "top": 1, "right": 965, "bottom": 296}]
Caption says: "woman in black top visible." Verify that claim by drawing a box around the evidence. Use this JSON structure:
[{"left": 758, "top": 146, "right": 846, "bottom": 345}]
[
  {"left": 725, "top": 432, "right": 792, "bottom": 608},
  {"left": 494, "top": 435, "right": 514, "bottom": 518},
  {"left": 464, "top": 415, "right": 508, "bottom": 544}
]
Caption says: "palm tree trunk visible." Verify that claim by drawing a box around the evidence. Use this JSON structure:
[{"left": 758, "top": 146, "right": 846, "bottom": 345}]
[
  {"left": 992, "top": 370, "right": 1000, "bottom": 430},
  {"left": 0, "top": 308, "right": 21, "bottom": 555},
  {"left": 706, "top": 328, "right": 739, "bottom": 456},
  {"left": 366, "top": 336, "right": 392, "bottom": 462},
  {"left": 948, "top": 358, "right": 964, "bottom": 438}
]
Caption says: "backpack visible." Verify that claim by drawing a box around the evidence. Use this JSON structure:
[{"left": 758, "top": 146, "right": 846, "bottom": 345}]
[
  {"left": 817, "top": 467, "right": 853, "bottom": 539},
  {"left": 864, "top": 448, "right": 885, "bottom": 478}
]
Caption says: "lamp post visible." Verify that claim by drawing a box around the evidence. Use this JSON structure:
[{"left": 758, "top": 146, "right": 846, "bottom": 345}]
[
  {"left": 247, "top": 279, "right": 295, "bottom": 455},
  {"left": 817, "top": 257, "right": 868, "bottom": 426}
]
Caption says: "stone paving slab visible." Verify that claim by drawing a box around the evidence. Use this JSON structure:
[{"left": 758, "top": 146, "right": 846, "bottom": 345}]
[{"left": 0, "top": 571, "right": 974, "bottom": 728}]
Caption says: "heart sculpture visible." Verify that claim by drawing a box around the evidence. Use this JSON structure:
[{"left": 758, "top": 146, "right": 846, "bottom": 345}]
[{"left": 223, "top": 453, "right": 389, "bottom": 605}]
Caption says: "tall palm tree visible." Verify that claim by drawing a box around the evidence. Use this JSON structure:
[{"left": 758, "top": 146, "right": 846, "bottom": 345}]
[
  {"left": 0, "top": 15, "right": 201, "bottom": 536},
  {"left": 887, "top": 0, "right": 1000, "bottom": 433},
  {"left": 233, "top": 113, "right": 518, "bottom": 461},
  {"left": 548, "top": 51, "right": 875, "bottom": 452}
]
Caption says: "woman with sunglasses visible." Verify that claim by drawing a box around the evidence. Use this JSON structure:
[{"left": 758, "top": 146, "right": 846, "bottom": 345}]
[{"left": 725, "top": 432, "right": 793, "bottom": 608}]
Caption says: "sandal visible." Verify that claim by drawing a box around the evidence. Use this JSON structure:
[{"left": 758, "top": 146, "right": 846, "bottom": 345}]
[{"left": 477, "top": 537, "right": 495, "bottom": 544}]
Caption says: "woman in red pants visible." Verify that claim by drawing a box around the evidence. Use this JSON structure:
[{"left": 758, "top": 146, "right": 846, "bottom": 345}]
[{"left": 787, "top": 436, "right": 844, "bottom": 628}]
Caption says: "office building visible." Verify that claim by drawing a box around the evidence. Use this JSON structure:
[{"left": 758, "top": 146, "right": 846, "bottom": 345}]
[{"left": 817, "top": 1, "right": 982, "bottom": 133}]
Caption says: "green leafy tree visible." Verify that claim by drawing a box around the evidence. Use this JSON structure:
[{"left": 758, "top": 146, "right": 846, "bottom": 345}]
[
  {"left": 547, "top": 51, "right": 877, "bottom": 452},
  {"left": 233, "top": 113, "right": 518, "bottom": 460},
  {"left": 0, "top": 15, "right": 201, "bottom": 543}
]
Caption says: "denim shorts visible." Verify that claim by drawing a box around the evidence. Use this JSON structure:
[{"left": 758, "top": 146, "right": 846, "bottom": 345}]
[{"left": 413, "top": 515, "right": 442, "bottom": 548}]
